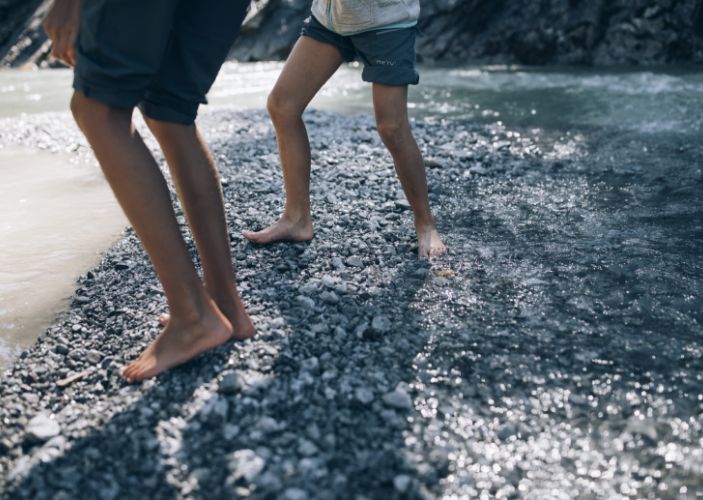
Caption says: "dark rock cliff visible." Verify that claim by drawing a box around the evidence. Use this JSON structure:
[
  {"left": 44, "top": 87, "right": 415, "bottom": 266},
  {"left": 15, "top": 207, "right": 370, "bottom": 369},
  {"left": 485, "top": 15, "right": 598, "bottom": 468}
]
[
  {"left": 2, "top": 0, "right": 703, "bottom": 67},
  {"left": 0, "top": 0, "right": 49, "bottom": 67}
]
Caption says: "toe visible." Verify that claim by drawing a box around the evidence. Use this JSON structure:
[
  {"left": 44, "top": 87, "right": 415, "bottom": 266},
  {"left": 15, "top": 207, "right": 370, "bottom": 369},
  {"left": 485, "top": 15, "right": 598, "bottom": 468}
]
[
  {"left": 246, "top": 232, "right": 268, "bottom": 244},
  {"left": 122, "top": 363, "right": 137, "bottom": 378},
  {"left": 129, "top": 367, "right": 146, "bottom": 382},
  {"left": 128, "top": 362, "right": 149, "bottom": 382},
  {"left": 132, "top": 361, "right": 158, "bottom": 382},
  {"left": 120, "top": 365, "right": 135, "bottom": 382},
  {"left": 159, "top": 313, "right": 170, "bottom": 326},
  {"left": 242, "top": 230, "right": 259, "bottom": 242}
]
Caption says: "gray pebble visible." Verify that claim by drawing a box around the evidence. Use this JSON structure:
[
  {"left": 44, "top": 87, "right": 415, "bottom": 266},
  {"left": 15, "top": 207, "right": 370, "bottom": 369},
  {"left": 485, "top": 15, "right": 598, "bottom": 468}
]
[
  {"left": 26, "top": 413, "right": 61, "bottom": 442},
  {"left": 355, "top": 387, "right": 375, "bottom": 405},
  {"left": 393, "top": 474, "right": 412, "bottom": 493},
  {"left": 296, "top": 295, "right": 316, "bottom": 310},
  {"left": 282, "top": 488, "right": 308, "bottom": 500},
  {"left": 228, "top": 449, "right": 266, "bottom": 482},
  {"left": 371, "top": 315, "right": 391, "bottom": 333},
  {"left": 345, "top": 256, "right": 363, "bottom": 268},
  {"left": 382, "top": 387, "right": 413, "bottom": 411},
  {"left": 219, "top": 371, "right": 243, "bottom": 394},
  {"left": 298, "top": 438, "right": 319, "bottom": 457}
]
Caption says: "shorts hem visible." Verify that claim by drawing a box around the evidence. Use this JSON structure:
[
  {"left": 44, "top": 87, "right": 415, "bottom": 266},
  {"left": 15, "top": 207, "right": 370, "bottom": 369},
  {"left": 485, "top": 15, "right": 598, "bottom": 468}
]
[
  {"left": 138, "top": 100, "right": 198, "bottom": 125},
  {"left": 72, "top": 73, "right": 143, "bottom": 110},
  {"left": 361, "top": 67, "right": 419, "bottom": 86}
]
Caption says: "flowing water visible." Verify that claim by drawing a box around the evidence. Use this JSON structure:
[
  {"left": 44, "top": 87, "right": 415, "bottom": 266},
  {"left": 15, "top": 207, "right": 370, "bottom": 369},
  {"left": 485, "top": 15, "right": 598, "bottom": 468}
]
[{"left": 0, "top": 62, "right": 701, "bottom": 369}]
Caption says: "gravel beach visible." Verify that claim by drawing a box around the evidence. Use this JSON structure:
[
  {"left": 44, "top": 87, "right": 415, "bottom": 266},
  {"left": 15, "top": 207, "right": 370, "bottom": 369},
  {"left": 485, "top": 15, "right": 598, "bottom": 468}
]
[{"left": 0, "top": 108, "right": 702, "bottom": 499}]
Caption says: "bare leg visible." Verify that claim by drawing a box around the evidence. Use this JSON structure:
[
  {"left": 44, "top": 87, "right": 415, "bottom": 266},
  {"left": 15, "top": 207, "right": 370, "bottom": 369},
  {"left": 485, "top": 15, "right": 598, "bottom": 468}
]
[
  {"left": 144, "top": 118, "right": 254, "bottom": 339},
  {"left": 242, "top": 36, "right": 343, "bottom": 244},
  {"left": 372, "top": 83, "right": 447, "bottom": 259},
  {"left": 70, "top": 92, "right": 234, "bottom": 382}
]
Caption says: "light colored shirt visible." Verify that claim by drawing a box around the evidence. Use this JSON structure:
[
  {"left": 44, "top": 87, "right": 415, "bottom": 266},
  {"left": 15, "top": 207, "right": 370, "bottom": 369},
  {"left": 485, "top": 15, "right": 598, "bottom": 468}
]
[{"left": 310, "top": 0, "right": 420, "bottom": 36}]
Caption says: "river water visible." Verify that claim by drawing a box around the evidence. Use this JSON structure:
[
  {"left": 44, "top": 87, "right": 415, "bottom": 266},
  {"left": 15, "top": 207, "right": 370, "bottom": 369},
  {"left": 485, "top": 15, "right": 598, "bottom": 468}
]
[{"left": 0, "top": 62, "right": 701, "bottom": 368}]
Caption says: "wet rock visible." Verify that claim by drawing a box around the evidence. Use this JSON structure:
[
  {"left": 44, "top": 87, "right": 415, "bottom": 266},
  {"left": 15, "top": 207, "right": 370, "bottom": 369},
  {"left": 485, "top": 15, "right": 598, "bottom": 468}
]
[
  {"left": 255, "top": 471, "right": 283, "bottom": 492},
  {"left": 257, "top": 416, "right": 281, "bottom": 434},
  {"left": 320, "top": 291, "right": 339, "bottom": 304},
  {"left": 624, "top": 416, "right": 658, "bottom": 443},
  {"left": 282, "top": 487, "right": 308, "bottom": 500},
  {"left": 353, "top": 322, "right": 369, "bottom": 339},
  {"left": 85, "top": 349, "right": 103, "bottom": 365},
  {"left": 223, "top": 424, "right": 240, "bottom": 440},
  {"left": 345, "top": 256, "right": 363, "bottom": 268},
  {"left": 394, "top": 199, "right": 411, "bottom": 210},
  {"left": 321, "top": 275, "right": 337, "bottom": 288},
  {"left": 200, "top": 394, "right": 229, "bottom": 423},
  {"left": 382, "top": 387, "right": 413, "bottom": 411},
  {"left": 296, "top": 295, "right": 316, "bottom": 310},
  {"left": 355, "top": 387, "right": 375, "bottom": 405},
  {"left": 497, "top": 423, "right": 517, "bottom": 441},
  {"left": 54, "top": 344, "right": 69, "bottom": 355},
  {"left": 393, "top": 474, "right": 412, "bottom": 493},
  {"left": 298, "top": 438, "right": 318, "bottom": 457},
  {"left": 228, "top": 449, "right": 266, "bottom": 483},
  {"left": 26, "top": 413, "right": 60, "bottom": 442},
  {"left": 219, "top": 371, "right": 243, "bottom": 394},
  {"left": 371, "top": 315, "right": 392, "bottom": 333}
]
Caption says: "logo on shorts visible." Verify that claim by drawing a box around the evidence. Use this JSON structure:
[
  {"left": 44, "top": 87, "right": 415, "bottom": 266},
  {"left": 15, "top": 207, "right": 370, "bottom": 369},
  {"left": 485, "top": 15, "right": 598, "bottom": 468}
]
[{"left": 375, "top": 59, "right": 397, "bottom": 66}]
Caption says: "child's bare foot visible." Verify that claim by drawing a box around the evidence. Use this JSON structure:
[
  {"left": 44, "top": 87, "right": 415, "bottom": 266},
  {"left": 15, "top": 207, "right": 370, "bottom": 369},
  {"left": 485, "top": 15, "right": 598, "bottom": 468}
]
[
  {"left": 417, "top": 223, "right": 447, "bottom": 259},
  {"left": 121, "top": 300, "right": 233, "bottom": 383},
  {"left": 242, "top": 214, "right": 313, "bottom": 244}
]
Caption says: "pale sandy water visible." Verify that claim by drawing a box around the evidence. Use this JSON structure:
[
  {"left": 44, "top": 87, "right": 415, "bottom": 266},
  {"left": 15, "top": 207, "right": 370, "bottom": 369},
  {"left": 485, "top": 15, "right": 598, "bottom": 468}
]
[{"left": 0, "top": 148, "right": 126, "bottom": 366}]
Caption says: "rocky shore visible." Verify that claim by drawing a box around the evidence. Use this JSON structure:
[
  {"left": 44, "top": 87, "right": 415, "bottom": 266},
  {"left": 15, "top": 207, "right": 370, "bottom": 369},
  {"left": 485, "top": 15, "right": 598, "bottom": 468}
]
[
  {"left": 3, "top": 0, "right": 703, "bottom": 67},
  {"left": 1, "top": 107, "right": 702, "bottom": 499}
]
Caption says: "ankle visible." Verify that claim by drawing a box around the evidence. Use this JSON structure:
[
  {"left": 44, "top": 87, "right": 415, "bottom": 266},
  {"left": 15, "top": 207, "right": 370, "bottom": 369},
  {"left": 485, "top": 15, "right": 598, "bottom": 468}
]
[
  {"left": 414, "top": 213, "right": 435, "bottom": 230},
  {"left": 211, "top": 287, "right": 243, "bottom": 311},
  {"left": 282, "top": 210, "right": 312, "bottom": 226},
  {"left": 166, "top": 291, "right": 214, "bottom": 326}
]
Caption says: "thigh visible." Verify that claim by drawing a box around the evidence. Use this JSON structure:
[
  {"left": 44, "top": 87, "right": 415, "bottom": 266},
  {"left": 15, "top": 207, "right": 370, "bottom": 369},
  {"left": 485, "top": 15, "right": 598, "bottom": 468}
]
[
  {"left": 351, "top": 27, "right": 419, "bottom": 86},
  {"left": 270, "top": 35, "right": 345, "bottom": 114},
  {"left": 74, "top": 0, "right": 179, "bottom": 108},
  {"left": 142, "top": 0, "right": 250, "bottom": 123}
]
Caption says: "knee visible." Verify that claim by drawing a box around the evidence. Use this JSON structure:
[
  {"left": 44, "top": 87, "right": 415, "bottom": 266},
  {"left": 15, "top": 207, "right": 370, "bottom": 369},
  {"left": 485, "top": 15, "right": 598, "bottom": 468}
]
[
  {"left": 70, "top": 92, "right": 130, "bottom": 133},
  {"left": 266, "top": 90, "right": 302, "bottom": 124},
  {"left": 144, "top": 116, "right": 191, "bottom": 143},
  {"left": 376, "top": 119, "right": 405, "bottom": 151}
]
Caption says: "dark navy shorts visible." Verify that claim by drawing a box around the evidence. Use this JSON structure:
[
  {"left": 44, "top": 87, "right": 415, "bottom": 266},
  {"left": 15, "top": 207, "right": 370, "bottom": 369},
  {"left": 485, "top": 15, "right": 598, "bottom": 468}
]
[
  {"left": 301, "top": 15, "right": 419, "bottom": 86},
  {"left": 73, "top": 0, "right": 249, "bottom": 124}
]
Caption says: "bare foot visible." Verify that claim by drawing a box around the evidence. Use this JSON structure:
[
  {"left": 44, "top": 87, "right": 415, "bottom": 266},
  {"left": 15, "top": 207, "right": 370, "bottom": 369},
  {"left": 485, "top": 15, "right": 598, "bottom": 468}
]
[
  {"left": 121, "top": 300, "right": 233, "bottom": 383},
  {"left": 242, "top": 214, "right": 313, "bottom": 244},
  {"left": 159, "top": 294, "right": 255, "bottom": 341},
  {"left": 417, "top": 224, "right": 447, "bottom": 259}
]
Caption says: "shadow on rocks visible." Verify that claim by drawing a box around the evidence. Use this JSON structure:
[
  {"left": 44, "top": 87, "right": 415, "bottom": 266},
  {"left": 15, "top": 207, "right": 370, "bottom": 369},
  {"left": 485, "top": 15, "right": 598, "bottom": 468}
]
[
  {"left": 4, "top": 341, "right": 234, "bottom": 500},
  {"left": 176, "top": 241, "right": 436, "bottom": 499},
  {"left": 3, "top": 241, "right": 435, "bottom": 500}
]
